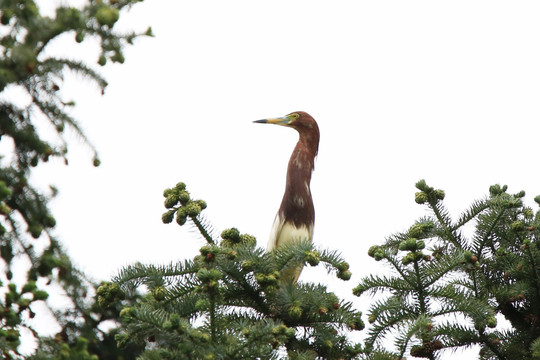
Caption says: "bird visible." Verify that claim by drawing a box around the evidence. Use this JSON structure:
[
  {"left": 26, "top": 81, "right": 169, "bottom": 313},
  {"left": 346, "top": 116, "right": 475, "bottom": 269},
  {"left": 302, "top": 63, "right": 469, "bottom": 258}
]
[{"left": 254, "top": 111, "right": 320, "bottom": 283}]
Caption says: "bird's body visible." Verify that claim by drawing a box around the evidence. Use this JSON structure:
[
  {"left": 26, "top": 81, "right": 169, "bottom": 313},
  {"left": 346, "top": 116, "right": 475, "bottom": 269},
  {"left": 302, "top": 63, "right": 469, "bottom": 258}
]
[{"left": 254, "top": 111, "right": 319, "bottom": 283}]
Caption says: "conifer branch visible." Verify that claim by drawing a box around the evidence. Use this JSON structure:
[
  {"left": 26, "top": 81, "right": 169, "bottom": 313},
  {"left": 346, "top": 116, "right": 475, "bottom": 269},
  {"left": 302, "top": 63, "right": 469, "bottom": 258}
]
[
  {"left": 476, "top": 207, "right": 506, "bottom": 255},
  {"left": 190, "top": 215, "right": 215, "bottom": 244},
  {"left": 431, "top": 201, "right": 462, "bottom": 248},
  {"left": 524, "top": 245, "right": 540, "bottom": 305},
  {"left": 355, "top": 275, "right": 412, "bottom": 295},
  {"left": 452, "top": 198, "right": 490, "bottom": 233},
  {"left": 108, "top": 182, "right": 364, "bottom": 359},
  {"left": 422, "top": 250, "right": 463, "bottom": 287},
  {"left": 381, "top": 251, "right": 417, "bottom": 289},
  {"left": 356, "top": 181, "right": 540, "bottom": 358}
]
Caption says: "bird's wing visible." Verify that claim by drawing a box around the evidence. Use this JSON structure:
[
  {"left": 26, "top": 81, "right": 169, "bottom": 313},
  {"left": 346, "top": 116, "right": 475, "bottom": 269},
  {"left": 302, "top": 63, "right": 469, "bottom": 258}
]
[{"left": 267, "top": 212, "right": 283, "bottom": 251}]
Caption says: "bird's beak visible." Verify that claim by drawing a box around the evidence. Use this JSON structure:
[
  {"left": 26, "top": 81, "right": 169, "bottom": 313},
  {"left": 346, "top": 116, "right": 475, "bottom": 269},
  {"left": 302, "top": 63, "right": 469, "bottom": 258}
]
[{"left": 253, "top": 115, "right": 294, "bottom": 126}]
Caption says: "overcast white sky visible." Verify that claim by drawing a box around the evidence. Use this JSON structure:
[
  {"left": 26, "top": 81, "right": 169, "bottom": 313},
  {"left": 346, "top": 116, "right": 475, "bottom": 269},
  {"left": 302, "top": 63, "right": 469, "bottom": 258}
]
[{"left": 28, "top": 0, "right": 540, "bottom": 358}]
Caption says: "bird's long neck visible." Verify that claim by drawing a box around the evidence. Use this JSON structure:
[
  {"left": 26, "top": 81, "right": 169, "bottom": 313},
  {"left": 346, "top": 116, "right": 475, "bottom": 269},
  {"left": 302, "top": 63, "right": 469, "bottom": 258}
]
[{"left": 278, "top": 136, "right": 318, "bottom": 228}]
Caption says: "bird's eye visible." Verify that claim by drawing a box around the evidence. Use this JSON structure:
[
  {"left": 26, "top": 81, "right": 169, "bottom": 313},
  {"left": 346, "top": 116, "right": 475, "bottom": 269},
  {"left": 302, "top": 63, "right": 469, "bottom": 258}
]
[{"left": 290, "top": 113, "right": 300, "bottom": 120}]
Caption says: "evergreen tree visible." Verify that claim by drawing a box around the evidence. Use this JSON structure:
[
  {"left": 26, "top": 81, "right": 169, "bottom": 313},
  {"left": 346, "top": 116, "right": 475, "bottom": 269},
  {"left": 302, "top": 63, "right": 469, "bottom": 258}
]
[
  {"left": 354, "top": 180, "right": 540, "bottom": 359},
  {"left": 0, "top": 1, "right": 150, "bottom": 358},
  {"left": 102, "top": 182, "right": 365, "bottom": 359}
]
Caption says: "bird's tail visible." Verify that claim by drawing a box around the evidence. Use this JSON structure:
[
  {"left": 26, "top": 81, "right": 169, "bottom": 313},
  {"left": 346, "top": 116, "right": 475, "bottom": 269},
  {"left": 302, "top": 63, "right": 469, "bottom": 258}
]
[{"left": 280, "top": 264, "right": 304, "bottom": 284}]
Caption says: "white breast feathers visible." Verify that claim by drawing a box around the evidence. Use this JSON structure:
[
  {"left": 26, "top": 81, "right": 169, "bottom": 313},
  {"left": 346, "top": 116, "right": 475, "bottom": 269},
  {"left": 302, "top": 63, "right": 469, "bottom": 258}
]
[{"left": 267, "top": 213, "right": 314, "bottom": 251}]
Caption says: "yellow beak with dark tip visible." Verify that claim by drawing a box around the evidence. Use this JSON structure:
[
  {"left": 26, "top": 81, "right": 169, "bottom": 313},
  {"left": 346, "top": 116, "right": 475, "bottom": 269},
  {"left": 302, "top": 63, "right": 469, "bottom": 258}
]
[{"left": 253, "top": 114, "right": 296, "bottom": 126}]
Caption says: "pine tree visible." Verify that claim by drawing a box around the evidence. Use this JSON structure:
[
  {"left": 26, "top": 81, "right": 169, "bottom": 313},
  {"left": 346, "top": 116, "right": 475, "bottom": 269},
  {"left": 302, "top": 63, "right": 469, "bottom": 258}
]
[
  {"left": 102, "top": 182, "right": 365, "bottom": 359},
  {"left": 354, "top": 180, "right": 540, "bottom": 359},
  {"left": 0, "top": 1, "right": 150, "bottom": 358}
]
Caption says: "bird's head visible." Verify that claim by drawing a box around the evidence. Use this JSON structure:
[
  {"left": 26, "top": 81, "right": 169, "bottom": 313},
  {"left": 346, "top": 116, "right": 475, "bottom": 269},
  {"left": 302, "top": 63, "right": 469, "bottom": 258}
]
[{"left": 253, "top": 111, "right": 319, "bottom": 144}]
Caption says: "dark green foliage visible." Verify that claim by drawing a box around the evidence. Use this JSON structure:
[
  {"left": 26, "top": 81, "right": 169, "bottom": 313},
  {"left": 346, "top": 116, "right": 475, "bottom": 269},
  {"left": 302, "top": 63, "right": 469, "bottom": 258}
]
[
  {"left": 356, "top": 180, "right": 540, "bottom": 359},
  {"left": 108, "top": 182, "right": 365, "bottom": 359},
  {"left": 26, "top": 284, "right": 144, "bottom": 360},
  {"left": 0, "top": 0, "right": 150, "bottom": 358}
]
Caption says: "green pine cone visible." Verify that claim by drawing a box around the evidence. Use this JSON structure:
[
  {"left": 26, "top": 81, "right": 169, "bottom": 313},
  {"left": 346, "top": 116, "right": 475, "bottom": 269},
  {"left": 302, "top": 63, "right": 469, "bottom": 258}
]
[
  {"left": 408, "top": 223, "right": 425, "bottom": 238},
  {"left": 196, "top": 200, "right": 207, "bottom": 210},
  {"left": 221, "top": 228, "right": 241, "bottom": 243},
  {"left": 97, "top": 282, "right": 124, "bottom": 307},
  {"left": 272, "top": 324, "right": 288, "bottom": 335},
  {"left": 240, "top": 234, "right": 257, "bottom": 247},
  {"left": 185, "top": 203, "right": 202, "bottom": 217},
  {"left": 336, "top": 261, "right": 350, "bottom": 272},
  {"left": 178, "top": 190, "right": 190, "bottom": 205},
  {"left": 288, "top": 305, "right": 303, "bottom": 320},
  {"left": 402, "top": 253, "right": 415, "bottom": 265},
  {"left": 489, "top": 184, "right": 504, "bottom": 196},
  {"left": 434, "top": 189, "right": 445, "bottom": 200},
  {"left": 164, "top": 195, "right": 179, "bottom": 209},
  {"left": 152, "top": 286, "right": 167, "bottom": 301},
  {"left": 374, "top": 250, "right": 385, "bottom": 261},
  {"left": 95, "top": 6, "right": 119, "bottom": 27},
  {"left": 415, "top": 192, "right": 429, "bottom": 204},
  {"left": 255, "top": 273, "right": 266, "bottom": 284},
  {"left": 511, "top": 220, "right": 525, "bottom": 231},
  {"left": 163, "top": 188, "right": 174, "bottom": 198},
  {"left": 176, "top": 212, "right": 187, "bottom": 225},
  {"left": 415, "top": 179, "right": 429, "bottom": 191},
  {"left": 368, "top": 245, "right": 380, "bottom": 258},
  {"left": 338, "top": 270, "right": 352, "bottom": 280},
  {"left": 175, "top": 182, "right": 186, "bottom": 191},
  {"left": 304, "top": 250, "right": 321, "bottom": 266},
  {"left": 162, "top": 210, "right": 175, "bottom": 224},
  {"left": 119, "top": 307, "right": 136, "bottom": 323},
  {"left": 241, "top": 260, "right": 255, "bottom": 272},
  {"left": 285, "top": 327, "right": 296, "bottom": 338},
  {"left": 322, "top": 340, "right": 333, "bottom": 350}
]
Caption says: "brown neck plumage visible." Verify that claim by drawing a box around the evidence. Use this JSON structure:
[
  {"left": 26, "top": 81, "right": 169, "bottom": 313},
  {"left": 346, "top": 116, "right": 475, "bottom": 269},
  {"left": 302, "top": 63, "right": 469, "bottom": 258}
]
[{"left": 278, "top": 128, "right": 319, "bottom": 228}]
